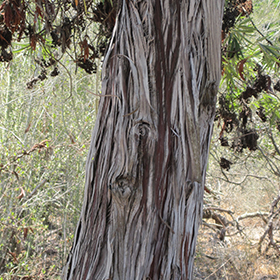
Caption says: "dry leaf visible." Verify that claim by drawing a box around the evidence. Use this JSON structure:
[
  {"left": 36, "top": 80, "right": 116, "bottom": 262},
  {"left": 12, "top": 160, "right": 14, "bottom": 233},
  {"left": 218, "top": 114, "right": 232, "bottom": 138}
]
[
  {"left": 30, "top": 34, "right": 37, "bottom": 50},
  {"left": 237, "top": 56, "right": 252, "bottom": 81},
  {"left": 237, "top": 58, "right": 248, "bottom": 81},
  {"left": 17, "top": 186, "right": 25, "bottom": 200},
  {"left": 25, "top": 122, "right": 31, "bottom": 133},
  {"left": 8, "top": 251, "right": 18, "bottom": 263},
  {"left": 23, "top": 227, "right": 28, "bottom": 240},
  {"left": 13, "top": 170, "right": 20, "bottom": 181}
]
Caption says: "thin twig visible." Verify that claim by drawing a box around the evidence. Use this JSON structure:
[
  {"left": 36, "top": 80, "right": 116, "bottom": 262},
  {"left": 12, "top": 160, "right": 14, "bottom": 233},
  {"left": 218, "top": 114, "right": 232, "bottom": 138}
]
[
  {"left": 86, "top": 89, "right": 121, "bottom": 100},
  {"left": 26, "top": 179, "right": 48, "bottom": 200},
  {"left": 0, "top": 126, "right": 24, "bottom": 145},
  {"left": 244, "top": 8, "right": 274, "bottom": 46},
  {"left": 258, "top": 145, "right": 280, "bottom": 177},
  {"left": 204, "top": 257, "right": 232, "bottom": 280},
  {"left": 237, "top": 211, "right": 269, "bottom": 223},
  {"left": 204, "top": 207, "right": 234, "bottom": 215},
  {"left": 268, "top": 129, "right": 280, "bottom": 156}
]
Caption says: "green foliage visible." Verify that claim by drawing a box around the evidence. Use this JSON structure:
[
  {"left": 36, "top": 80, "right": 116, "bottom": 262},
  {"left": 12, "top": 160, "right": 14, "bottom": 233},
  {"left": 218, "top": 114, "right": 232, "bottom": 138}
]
[
  {"left": 218, "top": 0, "right": 280, "bottom": 158},
  {"left": 0, "top": 49, "right": 100, "bottom": 278},
  {"left": 207, "top": 2, "right": 280, "bottom": 259}
]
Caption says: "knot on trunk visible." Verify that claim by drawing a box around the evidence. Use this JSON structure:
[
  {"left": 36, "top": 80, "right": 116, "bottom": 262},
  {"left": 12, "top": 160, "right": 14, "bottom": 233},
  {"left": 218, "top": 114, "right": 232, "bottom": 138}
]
[
  {"left": 133, "top": 121, "right": 150, "bottom": 141},
  {"left": 131, "top": 120, "right": 156, "bottom": 153},
  {"left": 109, "top": 176, "right": 135, "bottom": 202}
]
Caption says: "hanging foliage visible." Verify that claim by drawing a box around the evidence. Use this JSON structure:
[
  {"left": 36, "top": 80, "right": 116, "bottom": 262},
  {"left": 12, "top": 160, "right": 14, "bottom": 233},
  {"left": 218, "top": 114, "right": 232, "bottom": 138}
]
[
  {"left": 217, "top": 0, "right": 280, "bottom": 169},
  {"left": 0, "top": 0, "right": 116, "bottom": 74}
]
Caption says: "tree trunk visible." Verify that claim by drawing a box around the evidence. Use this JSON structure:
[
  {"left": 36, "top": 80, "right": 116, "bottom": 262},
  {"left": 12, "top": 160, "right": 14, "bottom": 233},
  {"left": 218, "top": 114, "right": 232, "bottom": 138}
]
[{"left": 63, "top": 0, "right": 224, "bottom": 279}]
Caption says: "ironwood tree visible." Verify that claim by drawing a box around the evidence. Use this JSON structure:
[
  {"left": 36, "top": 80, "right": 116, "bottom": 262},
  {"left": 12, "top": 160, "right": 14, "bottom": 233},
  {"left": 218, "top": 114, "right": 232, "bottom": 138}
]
[
  {"left": 61, "top": 1, "right": 224, "bottom": 279},
  {"left": 0, "top": 0, "right": 225, "bottom": 278},
  {"left": 5, "top": 0, "right": 280, "bottom": 279}
]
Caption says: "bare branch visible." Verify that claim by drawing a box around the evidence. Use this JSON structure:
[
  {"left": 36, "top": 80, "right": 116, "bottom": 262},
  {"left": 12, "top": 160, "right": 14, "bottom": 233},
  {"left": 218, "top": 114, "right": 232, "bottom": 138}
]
[
  {"left": 258, "top": 145, "right": 280, "bottom": 177},
  {"left": 26, "top": 179, "right": 48, "bottom": 200},
  {"left": 236, "top": 211, "right": 269, "bottom": 223}
]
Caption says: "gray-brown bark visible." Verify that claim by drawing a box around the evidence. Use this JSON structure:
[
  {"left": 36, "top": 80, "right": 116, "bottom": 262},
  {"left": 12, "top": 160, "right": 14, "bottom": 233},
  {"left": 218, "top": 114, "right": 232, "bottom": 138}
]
[{"left": 63, "top": 0, "right": 224, "bottom": 279}]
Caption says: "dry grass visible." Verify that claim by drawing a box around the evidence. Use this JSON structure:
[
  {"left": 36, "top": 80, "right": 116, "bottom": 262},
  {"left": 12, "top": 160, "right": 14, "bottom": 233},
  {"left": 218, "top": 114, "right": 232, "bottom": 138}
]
[
  {"left": 195, "top": 155, "right": 280, "bottom": 280},
  {"left": 195, "top": 224, "right": 280, "bottom": 280}
]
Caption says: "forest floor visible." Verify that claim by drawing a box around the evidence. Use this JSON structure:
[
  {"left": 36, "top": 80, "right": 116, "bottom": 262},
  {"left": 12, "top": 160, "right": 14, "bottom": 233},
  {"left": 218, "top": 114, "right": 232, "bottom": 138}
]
[
  {"left": 19, "top": 219, "right": 280, "bottom": 280},
  {"left": 2, "top": 160, "right": 280, "bottom": 280},
  {"left": 194, "top": 224, "right": 280, "bottom": 280},
  {"left": 15, "top": 205, "right": 280, "bottom": 280},
  {"left": 194, "top": 177, "right": 280, "bottom": 280}
]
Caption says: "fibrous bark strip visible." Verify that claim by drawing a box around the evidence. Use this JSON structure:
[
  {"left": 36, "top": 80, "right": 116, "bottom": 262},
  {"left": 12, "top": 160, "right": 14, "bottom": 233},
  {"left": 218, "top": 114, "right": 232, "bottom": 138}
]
[{"left": 63, "top": 0, "right": 224, "bottom": 279}]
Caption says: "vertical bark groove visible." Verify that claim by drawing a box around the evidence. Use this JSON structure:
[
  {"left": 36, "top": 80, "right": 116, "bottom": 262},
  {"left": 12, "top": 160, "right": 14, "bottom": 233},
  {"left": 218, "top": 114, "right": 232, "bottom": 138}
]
[{"left": 63, "top": 0, "right": 224, "bottom": 279}]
